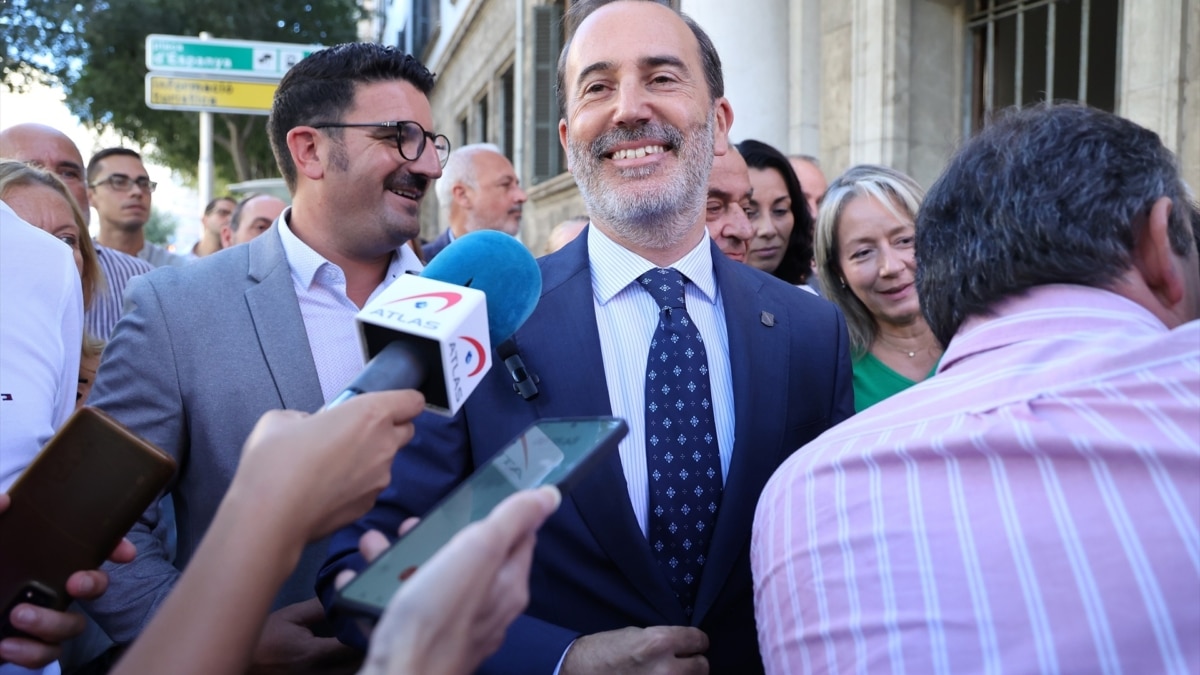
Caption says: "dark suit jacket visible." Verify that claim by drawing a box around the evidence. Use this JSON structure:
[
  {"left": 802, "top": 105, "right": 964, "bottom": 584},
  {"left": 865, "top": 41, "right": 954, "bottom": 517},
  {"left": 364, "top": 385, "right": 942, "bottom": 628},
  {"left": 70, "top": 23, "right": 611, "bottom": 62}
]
[
  {"left": 84, "top": 225, "right": 328, "bottom": 642},
  {"left": 422, "top": 229, "right": 452, "bottom": 262},
  {"left": 319, "top": 233, "right": 854, "bottom": 673}
]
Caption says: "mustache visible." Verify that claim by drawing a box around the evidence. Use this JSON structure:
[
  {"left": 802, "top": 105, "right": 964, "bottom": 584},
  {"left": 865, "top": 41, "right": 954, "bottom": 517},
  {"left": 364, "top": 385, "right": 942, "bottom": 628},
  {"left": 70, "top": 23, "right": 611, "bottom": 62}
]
[
  {"left": 386, "top": 172, "right": 430, "bottom": 195},
  {"left": 590, "top": 122, "right": 684, "bottom": 160}
]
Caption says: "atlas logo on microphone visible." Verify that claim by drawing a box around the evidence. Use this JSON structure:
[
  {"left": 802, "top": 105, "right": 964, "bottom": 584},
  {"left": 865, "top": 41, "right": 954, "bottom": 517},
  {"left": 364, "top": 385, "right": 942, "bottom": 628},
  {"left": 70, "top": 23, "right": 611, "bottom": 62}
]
[
  {"left": 447, "top": 335, "right": 488, "bottom": 402},
  {"left": 355, "top": 274, "right": 492, "bottom": 416},
  {"left": 368, "top": 291, "right": 464, "bottom": 331},
  {"left": 388, "top": 291, "right": 463, "bottom": 313}
]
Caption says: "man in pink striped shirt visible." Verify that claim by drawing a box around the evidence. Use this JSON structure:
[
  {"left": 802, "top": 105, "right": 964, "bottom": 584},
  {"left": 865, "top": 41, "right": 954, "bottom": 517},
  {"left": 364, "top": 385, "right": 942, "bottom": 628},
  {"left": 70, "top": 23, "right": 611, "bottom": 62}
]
[{"left": 752, "top": 105, "right": 1200, "bottom": 674}]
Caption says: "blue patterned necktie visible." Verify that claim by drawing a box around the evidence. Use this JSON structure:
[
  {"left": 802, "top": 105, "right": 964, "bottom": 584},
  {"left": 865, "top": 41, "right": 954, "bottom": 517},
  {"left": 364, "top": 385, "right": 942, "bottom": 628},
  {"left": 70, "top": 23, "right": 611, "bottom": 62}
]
[{"left": 639, "top": 267, "right": 723, "bottom": 616}]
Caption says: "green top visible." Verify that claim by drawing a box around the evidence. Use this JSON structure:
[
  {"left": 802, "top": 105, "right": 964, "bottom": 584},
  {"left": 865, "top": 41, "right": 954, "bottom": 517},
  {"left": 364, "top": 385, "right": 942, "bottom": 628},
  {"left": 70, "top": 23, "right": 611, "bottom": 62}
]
[{"left": 851, "top": 352, "right": 939, "bottom": 413}]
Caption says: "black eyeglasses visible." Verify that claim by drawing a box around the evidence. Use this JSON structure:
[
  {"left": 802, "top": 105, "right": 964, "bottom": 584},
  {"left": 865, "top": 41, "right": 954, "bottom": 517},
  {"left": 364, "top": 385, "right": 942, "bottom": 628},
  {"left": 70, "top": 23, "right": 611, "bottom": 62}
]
[
  {"left": 310, "top": 120, "right": 451, "bottom": 167},
  {"left": 89, "top": 174, "right": 157, "bottom": 193}
]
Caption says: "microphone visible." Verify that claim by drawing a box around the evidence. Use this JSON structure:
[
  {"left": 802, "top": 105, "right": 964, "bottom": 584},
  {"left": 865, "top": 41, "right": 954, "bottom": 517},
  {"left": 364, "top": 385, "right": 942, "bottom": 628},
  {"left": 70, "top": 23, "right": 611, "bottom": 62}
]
[{"left": 326, "top": 231, "right": 541, "bottom": 415}]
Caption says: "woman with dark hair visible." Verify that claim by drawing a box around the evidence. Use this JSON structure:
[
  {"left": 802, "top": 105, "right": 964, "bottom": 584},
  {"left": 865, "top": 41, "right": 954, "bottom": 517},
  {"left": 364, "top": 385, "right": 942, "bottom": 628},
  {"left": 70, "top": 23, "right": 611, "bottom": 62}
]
[{"left": 736, "top": 139, "right": 814, "bottom": 289}]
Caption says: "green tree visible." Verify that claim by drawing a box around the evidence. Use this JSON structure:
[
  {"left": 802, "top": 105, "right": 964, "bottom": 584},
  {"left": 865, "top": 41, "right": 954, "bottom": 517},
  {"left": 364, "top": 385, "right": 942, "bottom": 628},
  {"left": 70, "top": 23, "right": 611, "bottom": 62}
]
[
  {"left": 2, "top": 0, "right": 362, "bottom": 182},
  {"left": 143, "top": 206, "right": 179, "bottom": 246}
]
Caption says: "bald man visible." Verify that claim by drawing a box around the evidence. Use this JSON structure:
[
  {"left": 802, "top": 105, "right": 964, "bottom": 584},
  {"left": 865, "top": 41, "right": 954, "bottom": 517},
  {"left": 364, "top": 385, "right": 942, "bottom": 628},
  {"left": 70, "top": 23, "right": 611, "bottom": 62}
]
[
  {"left": 220, "top": 194, "right": 287, "bottom": 248},
  {"left": 787, "top": 154, "right": 827, "bottom": 220},
  {"left": 0, "top": 123, "right": 154, "bottom": 340}
]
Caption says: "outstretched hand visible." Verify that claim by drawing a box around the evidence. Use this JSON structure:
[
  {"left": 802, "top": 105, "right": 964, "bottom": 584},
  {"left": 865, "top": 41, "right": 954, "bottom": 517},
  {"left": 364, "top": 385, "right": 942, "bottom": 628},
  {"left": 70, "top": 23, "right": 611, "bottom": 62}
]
[{"left": 357, "top": 486, "right": 561, "bottom": 675}]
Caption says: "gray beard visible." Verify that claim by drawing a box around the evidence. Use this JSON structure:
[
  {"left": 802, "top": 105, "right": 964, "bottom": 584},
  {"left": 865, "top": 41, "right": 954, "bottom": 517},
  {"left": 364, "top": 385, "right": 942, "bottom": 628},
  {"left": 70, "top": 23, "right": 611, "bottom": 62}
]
[{"left": 568, "top": 111, "right": 715, "bottom": 253}]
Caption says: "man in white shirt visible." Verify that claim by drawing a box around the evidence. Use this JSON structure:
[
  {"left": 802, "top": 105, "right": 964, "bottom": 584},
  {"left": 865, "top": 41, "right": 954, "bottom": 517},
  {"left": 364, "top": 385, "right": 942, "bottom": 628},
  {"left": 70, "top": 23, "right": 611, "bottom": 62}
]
[
  {"left": 0, "top": 201, "right": 83, "bottom": 675},
  {"left": 82, "top": 43, "right": 444, "bottom": 671},
  {"left": 319, "top": 2, "right": 854, "bottom": 673}
]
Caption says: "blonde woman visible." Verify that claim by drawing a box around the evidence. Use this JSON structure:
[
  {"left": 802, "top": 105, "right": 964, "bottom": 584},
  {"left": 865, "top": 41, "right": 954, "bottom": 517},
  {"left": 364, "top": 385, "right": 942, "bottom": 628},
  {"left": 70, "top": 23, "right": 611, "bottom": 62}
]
[
  {"left": 0, "top": 159, "right": 105, "bottom": 405},
  {"left": 815, "top": 164, "right": 942, "bottom": 411}
]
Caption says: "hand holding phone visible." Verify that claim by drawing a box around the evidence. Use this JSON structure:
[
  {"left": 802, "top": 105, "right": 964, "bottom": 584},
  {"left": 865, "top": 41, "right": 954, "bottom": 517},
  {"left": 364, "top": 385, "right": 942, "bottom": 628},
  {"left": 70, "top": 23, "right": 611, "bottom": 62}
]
[
  {"left": 358, "top": 486, "right": 562, "bottom": 675},
  {"left": 0, "top": 492, "right": 136, "bottom": 668},
  {"left": 0, "top": 407, "right": 176, "bottom": 641}
]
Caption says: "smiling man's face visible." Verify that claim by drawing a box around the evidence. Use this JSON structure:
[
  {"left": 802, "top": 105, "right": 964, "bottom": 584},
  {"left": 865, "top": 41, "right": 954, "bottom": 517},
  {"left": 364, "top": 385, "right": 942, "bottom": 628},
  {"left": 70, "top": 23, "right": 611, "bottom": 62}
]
[{"left": 558, "top": 0, "right": 730, "bottom": 252}]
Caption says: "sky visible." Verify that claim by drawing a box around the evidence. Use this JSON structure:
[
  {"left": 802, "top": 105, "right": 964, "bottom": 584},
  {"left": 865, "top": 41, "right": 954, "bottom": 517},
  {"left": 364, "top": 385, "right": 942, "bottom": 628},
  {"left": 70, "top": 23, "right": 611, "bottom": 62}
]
[{"left": 0, "top": 81, "right": 204, "bottom": 250}]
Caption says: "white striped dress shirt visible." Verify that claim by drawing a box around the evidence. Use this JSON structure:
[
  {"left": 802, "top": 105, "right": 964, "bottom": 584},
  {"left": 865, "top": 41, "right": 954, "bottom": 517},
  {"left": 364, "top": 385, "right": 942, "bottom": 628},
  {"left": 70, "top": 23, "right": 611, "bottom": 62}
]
[
  {"left": 752, "top": 284, "right": 1200, "bottom": 674},
  {"left": 277, "top": 214, "right": 423, "bottom": 404},
  {"left": 86, "top": 243, "right": 154, "bottom": 341},
  {"left": 588, "top": 225, "right": 735, "bottom": 535}
]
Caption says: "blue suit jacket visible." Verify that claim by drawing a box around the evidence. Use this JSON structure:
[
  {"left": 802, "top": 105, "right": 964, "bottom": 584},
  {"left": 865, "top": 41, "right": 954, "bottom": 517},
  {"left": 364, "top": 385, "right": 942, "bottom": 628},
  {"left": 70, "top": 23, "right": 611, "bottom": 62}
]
[
  {"left": 319, "top": 232, "right": 854, "bottom": 673},
  {"left": 422, "top": 229, "right": 452, "bottom": 262}
]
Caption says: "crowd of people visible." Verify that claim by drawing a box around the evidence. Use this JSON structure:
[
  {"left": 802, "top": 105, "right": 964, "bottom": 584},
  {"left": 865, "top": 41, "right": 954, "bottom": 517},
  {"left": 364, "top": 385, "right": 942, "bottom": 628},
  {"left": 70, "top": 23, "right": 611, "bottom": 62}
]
[{"left": 1, "top": 0, "right": 1197, "bottom": 673}]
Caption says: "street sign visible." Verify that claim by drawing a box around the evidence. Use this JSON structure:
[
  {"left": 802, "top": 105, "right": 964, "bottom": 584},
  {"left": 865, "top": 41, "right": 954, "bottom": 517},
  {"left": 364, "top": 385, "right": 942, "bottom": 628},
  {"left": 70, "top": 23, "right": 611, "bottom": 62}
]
[
  {"left": 145, "top": 74, "right": 277, "bottom": 115},
  {"left": 145, "top": 34, "right": 323, "bottom": 78}
]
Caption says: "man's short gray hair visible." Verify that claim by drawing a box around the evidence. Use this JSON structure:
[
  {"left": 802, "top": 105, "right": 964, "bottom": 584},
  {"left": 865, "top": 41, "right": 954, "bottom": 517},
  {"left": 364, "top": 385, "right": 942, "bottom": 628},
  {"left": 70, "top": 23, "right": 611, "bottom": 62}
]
[{"left": 435, "top": 143, "right": 505, "bottom": 209}]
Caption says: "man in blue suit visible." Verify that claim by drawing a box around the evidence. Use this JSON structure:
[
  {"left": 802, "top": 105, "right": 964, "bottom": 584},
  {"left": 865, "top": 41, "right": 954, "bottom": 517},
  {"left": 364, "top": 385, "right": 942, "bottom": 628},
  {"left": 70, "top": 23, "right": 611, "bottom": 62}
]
[{"left": 319, "top": 1, "right": 854, "bottom": 672}]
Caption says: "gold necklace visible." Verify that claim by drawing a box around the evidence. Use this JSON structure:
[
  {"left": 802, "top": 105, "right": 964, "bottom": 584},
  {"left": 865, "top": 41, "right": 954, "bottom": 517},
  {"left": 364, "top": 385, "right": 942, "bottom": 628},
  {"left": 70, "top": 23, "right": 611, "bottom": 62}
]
[{"left": 877, "top": 336, "right": 926, "bottom": 358}]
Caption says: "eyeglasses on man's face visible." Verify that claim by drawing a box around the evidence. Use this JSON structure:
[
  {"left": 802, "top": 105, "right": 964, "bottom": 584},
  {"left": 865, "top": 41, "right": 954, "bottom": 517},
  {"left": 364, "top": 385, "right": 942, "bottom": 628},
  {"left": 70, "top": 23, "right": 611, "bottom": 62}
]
[
  {"left": 89, "top": 174, "right": 157, "bottom": 193},
  {"left": 310, "top": 120, "right": 451, "bottom": 168}
]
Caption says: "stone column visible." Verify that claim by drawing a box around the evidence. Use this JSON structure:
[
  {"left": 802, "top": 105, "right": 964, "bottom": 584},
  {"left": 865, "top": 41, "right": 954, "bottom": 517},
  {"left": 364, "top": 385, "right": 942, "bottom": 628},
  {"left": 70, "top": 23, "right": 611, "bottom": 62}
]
[
  {"left": 847, "top": 0, "right": 912, "bottom": 171},
  {"left": 789, "top": 0, "right": 824, "bottom": 155},
  {"left": 1119, "top": 0, "right": 1198, "bottom": 190},
  {"left": 685, "top": 0, "right": 791, "bottom": 147}
]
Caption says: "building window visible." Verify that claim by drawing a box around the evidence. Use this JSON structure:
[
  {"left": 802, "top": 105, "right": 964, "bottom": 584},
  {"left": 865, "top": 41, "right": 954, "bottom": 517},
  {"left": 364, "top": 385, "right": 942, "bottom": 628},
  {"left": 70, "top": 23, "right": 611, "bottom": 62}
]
[
  {"left": 532, "top": 0, "right": 566, "bottom": 184},
  {"left": 476, "top": 94, "right": 490, "bottom": 144},
  {"left": 413, "top": 0, "right": 441, "bottom": 60},
  {"left": 499, "top": 65, "right": 515, "bottom": 162},
  {"left": 967, "top": 0, "right": 1119, "bottom": 134},
  {"left": 458, "top": 114, "right": 469, "bottom": 149}
]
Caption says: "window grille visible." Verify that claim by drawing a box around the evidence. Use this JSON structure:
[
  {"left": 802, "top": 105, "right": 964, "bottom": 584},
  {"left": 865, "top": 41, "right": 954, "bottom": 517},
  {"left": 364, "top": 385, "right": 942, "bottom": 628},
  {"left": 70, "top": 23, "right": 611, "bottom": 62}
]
[
  {"left": 532, "top": 1, "right": 566, "bottom": 183},
  {"left": 966, "top": 0, "right": 1118, "bottom": 134}
]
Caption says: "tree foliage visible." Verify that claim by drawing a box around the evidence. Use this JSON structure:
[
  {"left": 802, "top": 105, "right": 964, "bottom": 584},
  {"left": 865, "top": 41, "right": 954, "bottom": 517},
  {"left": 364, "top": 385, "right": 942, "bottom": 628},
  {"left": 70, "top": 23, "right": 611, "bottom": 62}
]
[
  {"left": 143, "top": 205, "right": 179, "bottom": 245},
  {"left": 2, "top": 0, "right": 362, "bottom": 182}
]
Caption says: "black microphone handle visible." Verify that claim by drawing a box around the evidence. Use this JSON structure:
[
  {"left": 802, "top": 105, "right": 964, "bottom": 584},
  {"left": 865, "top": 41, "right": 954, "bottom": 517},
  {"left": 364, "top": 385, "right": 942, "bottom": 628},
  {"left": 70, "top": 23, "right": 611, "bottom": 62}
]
[{"left": 324, "top": 341, "right": 428, "bottom": 410}]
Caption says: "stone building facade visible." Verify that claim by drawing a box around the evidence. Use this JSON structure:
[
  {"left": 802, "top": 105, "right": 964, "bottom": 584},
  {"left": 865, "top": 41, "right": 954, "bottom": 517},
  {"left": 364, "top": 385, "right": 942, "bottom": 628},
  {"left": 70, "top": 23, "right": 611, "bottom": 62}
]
[{"left": 376, "top": 0, "right": 1198, "bottom": 255}]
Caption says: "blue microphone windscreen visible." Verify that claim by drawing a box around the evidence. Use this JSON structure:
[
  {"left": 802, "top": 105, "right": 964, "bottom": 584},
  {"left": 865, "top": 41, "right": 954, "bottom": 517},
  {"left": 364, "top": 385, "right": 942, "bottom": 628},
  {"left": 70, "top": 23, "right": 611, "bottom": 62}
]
[{"left": 420, "top": 230, "right": 542, "bottom": 345}]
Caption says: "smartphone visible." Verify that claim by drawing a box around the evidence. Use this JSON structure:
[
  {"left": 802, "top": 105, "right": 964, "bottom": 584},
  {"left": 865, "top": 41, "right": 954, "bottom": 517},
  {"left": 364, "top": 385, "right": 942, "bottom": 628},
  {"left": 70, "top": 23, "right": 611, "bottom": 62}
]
[
  {"left": 0, "top": 406, "right": 177, "bottom": 636},
  {"left": 336, "top": 416, "right": 628, "bottom": 619}
]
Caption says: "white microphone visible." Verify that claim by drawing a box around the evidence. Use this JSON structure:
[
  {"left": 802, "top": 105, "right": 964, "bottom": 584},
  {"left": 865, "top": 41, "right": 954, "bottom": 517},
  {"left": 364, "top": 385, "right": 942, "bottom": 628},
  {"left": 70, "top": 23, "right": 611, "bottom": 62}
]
[{"left": 325, "top": 231, "right": 542, "bottom": 416}]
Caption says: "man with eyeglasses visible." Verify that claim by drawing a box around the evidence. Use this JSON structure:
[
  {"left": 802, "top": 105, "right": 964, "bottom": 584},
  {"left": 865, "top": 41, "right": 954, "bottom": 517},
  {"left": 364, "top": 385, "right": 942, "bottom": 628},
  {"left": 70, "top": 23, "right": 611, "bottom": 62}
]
[
  {"left": 86, "top": 147, "right": 187, "bottom": 268},
  {"left": 83, "top": 43, "right": 446, "bottom": 672}
]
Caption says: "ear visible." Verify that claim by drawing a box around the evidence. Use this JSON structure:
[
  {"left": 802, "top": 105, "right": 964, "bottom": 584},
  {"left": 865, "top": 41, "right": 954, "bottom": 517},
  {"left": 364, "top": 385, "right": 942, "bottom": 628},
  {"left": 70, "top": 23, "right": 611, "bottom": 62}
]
[
  {"left": 1132, "top": 196, "right": 1185, "bottom": 312},
  {"left": 220, "top": 224, "right": 234, "bottom": 249},
  {"left": 286, "top": 127, "right": 325, "bottom": 182},
  {"left": 452, "top": 183, "right": 472, "bottom": 209},
  {"left": 711, "top": 97, "right": 734, "bottom": 157},
  {"left": 559, "top": 119, "right": 573, "bottom": 173}
]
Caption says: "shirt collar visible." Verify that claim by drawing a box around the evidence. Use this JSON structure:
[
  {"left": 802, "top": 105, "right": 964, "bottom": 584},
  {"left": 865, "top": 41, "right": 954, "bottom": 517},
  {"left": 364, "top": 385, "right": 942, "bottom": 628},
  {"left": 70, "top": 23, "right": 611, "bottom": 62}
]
[
  {"left": 940, "top": 284, "right": 1168, "bottom": 372},
  {"left": 588, "top": 225, "right": 717, "bottom": 306},
  {"left": 277, "top": 207, "right": 424, "bottom": 289}
]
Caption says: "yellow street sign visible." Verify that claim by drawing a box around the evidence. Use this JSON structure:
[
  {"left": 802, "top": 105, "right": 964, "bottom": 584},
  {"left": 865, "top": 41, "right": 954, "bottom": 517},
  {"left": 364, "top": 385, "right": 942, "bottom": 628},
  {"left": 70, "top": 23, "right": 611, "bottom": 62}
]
[{"left": 145, "top": 74, "right": 276, "bottom": 115}]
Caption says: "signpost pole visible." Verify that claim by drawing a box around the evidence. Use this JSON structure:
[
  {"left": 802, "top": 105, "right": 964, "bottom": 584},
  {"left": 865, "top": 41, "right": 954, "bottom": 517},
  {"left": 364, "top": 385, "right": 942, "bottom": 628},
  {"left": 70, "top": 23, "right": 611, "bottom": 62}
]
[{"left": 198, "top": 32, "right": 214, "bottom": 206}]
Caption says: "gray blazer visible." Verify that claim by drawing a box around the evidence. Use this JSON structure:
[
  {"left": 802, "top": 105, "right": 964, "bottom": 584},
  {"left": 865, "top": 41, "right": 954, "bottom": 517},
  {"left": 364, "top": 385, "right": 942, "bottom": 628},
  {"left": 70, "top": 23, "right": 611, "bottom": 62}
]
[{"left": 82, "top": 225, "right": 327, "bottom": 642}]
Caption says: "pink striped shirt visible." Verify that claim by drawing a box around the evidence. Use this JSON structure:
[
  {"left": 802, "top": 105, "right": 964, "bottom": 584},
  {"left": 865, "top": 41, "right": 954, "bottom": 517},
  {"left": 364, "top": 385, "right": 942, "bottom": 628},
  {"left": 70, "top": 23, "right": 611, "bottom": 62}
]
[{"left": 752, "top": 285, "right": 1200, "bottom": 674}]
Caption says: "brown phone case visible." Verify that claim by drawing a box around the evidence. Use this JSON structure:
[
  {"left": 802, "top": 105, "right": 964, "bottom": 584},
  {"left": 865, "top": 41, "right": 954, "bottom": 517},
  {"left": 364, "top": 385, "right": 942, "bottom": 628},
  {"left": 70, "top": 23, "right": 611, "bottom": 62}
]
[{"left": 0, "top": 406, "right": 177, "bottom": 621}]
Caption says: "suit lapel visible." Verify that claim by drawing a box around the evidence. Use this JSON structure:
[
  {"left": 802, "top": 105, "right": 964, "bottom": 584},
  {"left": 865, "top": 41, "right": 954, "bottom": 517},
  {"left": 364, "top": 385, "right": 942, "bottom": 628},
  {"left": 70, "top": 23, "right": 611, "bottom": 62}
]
[
  {"left": 692, "top": 247, "right": 791, "bottom": 623},
  {"left": 244, "top": 226, "right": 325, "bottom": 413},
  {"left": 527, "top": 235, "right": 687, "bottom": 623}
]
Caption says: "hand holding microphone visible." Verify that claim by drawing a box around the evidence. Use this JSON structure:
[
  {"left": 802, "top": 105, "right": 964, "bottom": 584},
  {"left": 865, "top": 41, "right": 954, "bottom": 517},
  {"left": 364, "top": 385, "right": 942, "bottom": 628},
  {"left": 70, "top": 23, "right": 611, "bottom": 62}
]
[{"left": 327, "top": 230, "right": 542, "bottom": 414}]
